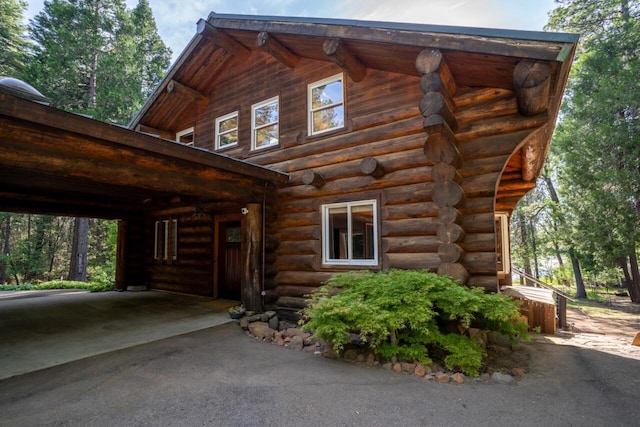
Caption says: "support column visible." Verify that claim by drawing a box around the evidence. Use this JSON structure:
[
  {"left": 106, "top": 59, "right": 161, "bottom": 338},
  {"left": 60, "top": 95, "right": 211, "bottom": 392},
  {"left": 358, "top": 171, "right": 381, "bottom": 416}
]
[
  {"left": 115, "top": 220, "right": 127, "bottom": 291},
  {"left": 416, "top": 48, "right": 469, "bottom": 284},
  {"left": 243, "top": 203, "right": 263, "bottom": 311}
]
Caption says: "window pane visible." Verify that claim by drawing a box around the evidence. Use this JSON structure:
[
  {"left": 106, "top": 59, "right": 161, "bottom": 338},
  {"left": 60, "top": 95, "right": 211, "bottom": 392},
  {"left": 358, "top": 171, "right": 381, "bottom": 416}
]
[
  {"left": 328, "top": 207, "right": 348, "bottom": 260},
  {"left": 255, "top": 102, "right": 278, "bottom": 126},
  {"left": 178, "top": 132, "right": 193, "bottom": 144},
  {"left": 312, "top": 80, "right": 343, "bottom": 109},
  {"left": 219, "top": 116, "right": 237, "bottom": 133},
  {"left": 255, "top": 125, "right": 278, "bottom": 148},
  {"left": 312, "top": 106, "right": 344, "bottom": 133},
  {"left": 351, "top": 205, "right": 374, "bottom": 260},
  {"left": 219, "top": 130, "right": 237, "bottom": 147}
]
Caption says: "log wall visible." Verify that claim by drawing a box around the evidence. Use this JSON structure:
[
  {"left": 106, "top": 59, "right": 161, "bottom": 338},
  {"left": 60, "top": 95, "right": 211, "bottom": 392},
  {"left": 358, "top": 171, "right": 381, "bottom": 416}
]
[
  {"left": 158, "top": 51, "right": 547, "bottom": 313},
  {"left": 144, "top": 209, "right": 215, "bottom": 297}
]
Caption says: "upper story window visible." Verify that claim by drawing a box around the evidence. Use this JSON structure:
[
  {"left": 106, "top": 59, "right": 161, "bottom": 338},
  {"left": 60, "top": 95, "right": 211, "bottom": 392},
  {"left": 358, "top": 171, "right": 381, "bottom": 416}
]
[
  {"left": 308, "top": 73, "right": 345, "bottom": 136},
  {"left": 252, "top": 96, "right": 279, "bottom": 150},
  {"left": 322, "top": 200, "right": 378, "bottom": 266},
  {"left": 215, "top": 111, "right": 239, "bottom": 150},
  {"left": 176, "top": 127, "right": 194, "bottom": 146}
]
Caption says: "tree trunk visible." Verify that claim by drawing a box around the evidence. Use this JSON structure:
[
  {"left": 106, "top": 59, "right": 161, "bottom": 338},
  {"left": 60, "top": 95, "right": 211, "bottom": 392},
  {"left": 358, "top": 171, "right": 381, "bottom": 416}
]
[
  {"left": 543, "top": 174, "right": 587, "bottom": 298},
  {"left": 620, "top": 257, "right": 631, "bottom": 289},
  {"left": 68, "top": 217, "right": 89, "bottom": 282},
  {"left": 628, "top": 250, "right": 640, "bottom": 303},
  {"left": 529, "top": 218, "right": 539, "bottom": 278},
  {"left": 570, "top": 248, "right": 587, "bottom": 299},
  {"left": 0, "top": 215, "right": 10, "bottom": 284},
  {"left": 519, "top": 215, "right": 533, "bottom": 286}
]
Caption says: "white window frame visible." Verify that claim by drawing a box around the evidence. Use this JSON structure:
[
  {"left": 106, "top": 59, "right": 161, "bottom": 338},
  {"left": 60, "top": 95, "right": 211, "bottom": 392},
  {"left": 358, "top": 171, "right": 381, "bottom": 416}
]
[
  {"left": 176, "top": 127, "right": 195, "bottom": 146},
  {"left": 215, "top": 111, "right": 239, "bottom": 150},
  {"left": 308, "top": 73, "right": 345, "bottom": 136},
  {"left": 322, "top": 199, "right": 378, "bottom": 266},
  {"left": 495, "top": 212, "right": 511, "bottom": 275},
  {"left": 154, "top": 218, "right": 178, "bottom": 262},
  {"left": 251, "top": 96, "right": 279, "bottom": 150}
]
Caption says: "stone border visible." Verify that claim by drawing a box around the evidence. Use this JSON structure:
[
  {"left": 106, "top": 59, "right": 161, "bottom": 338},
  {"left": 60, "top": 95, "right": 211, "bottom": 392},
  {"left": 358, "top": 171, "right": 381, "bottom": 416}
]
[{"left": 237, "top": 311, "right": 525, "bottom": 385}]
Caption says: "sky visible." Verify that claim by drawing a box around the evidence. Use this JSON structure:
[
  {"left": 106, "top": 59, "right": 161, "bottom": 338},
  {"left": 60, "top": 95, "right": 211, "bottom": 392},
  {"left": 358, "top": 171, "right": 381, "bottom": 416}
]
[{"left": 25, "top": 0, "right": 559, "bottom": 62}]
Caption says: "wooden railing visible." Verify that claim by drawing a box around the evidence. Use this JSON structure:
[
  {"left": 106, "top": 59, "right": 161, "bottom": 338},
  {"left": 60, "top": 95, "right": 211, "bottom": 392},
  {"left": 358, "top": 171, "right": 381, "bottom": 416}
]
[{"left": 511, "top": 268, "right": 575, "bottom": 330}]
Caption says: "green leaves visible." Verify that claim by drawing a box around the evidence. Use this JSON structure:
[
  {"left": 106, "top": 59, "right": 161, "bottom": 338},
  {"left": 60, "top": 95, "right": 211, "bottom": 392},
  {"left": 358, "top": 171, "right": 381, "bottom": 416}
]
[{"left": 300, "top": 269, "right": 527, "bottom": 376}]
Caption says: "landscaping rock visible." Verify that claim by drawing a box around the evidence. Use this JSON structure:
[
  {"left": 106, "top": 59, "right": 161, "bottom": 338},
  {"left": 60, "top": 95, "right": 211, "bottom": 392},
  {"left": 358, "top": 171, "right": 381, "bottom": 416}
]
[
  {"left": 247, "top": 314, "right": 262, "bottom": 323},
  {"left": 401, "top": 362, "right": 416, "bottom": 373},
  {"left": 239, "top": 317, "right": 249, "bottom": 330},
  {"left": 288, "top": 335, "right": 304, "bottom": 351},
  {"left": 487, "top": 331, "right": 511, "bottom": 347},
  {"left": 632, "top": 331, "right": 640, "bottom": 346},
  {"left": 511, "top": 367, "right": 525, "bottom": 377},
  {"left": 382, "top": 363, "right": 393, "bottom": 370},
  {"left": 392, "top": 363, "right": 402, "bottom": 373},
  {"left": 248, "top": 322, "right": 275, "bottom": 341},
  {"left": 435, "top": 372, "right": 450, "bottom": 383},
  {"left": 365, "top": 353, "right": 376, "bottom": 366},
  {"left": 343, "top": 349, "right": 358, "bottom": 361},
  {"left": 451, "top": 373, "right": 465, "bottom": 384},
  {"left": 323, "top": 343, "right": 338, "bottom": 359},
  {"left": 414, "top": 365, "right": 427, "bottom": 377},
  {"left": 491, "top": 372, "right": 515, "bottom": 384},
  {"left": 268, "top": 315, "right": 279, "bottom": 331}
]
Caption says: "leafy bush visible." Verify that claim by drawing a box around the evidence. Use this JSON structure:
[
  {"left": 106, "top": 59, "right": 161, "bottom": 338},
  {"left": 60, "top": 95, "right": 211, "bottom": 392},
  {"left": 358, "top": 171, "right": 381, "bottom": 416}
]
[
  {"left": 300, "top": 269, "right": 528, "bottom": 376},
  {"left": 0, "top": 280, "right": 114, "bottom": 293}
]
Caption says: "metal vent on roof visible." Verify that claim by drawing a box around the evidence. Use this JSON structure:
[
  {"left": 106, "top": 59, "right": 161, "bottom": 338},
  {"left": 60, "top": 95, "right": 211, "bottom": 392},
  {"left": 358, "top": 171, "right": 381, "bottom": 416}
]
[{"left": 0, "top": 77, "right": 51, "bottom": 105}]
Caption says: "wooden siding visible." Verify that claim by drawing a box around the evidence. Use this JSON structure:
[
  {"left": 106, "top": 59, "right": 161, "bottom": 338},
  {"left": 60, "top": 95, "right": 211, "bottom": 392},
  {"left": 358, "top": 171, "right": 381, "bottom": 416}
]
[{"left": 144, "top": 211, "right": 215, "bottom": 297}]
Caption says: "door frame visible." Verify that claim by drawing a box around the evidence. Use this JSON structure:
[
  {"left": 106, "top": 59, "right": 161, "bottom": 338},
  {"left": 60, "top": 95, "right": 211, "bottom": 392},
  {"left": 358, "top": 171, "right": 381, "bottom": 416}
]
[{"left": 213, "top": 212, "right": 244, "bottom": 301}]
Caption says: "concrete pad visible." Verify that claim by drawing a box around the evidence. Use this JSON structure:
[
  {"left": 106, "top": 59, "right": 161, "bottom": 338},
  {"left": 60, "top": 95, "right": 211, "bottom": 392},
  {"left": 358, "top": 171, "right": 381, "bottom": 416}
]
[{"left": 0, "top": 290, "right": 235, "bottom": 380}]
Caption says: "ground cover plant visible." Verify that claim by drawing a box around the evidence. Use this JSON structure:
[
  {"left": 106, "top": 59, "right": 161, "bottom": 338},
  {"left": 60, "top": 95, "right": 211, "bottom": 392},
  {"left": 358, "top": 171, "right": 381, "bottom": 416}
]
[
  {"left": 0, "top": 280, "right": 114, "bottom": 293},
  {"left": 300, "top": 269, "right": 528, "bottom": 376}
]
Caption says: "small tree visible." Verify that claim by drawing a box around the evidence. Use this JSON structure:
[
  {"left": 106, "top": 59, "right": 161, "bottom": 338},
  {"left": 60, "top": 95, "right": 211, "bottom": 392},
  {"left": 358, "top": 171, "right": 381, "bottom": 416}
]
[{"left": 301, "top": 270, "right": 527, "bottom": 376}]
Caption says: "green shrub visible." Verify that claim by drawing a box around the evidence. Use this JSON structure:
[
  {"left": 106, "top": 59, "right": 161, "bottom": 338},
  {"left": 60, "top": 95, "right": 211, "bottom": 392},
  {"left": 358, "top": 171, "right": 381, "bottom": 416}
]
[
  {"left": 0, "top": 280, "right": 114, "bottom": 293},
  {"left": 300, "top": 269, "right": 528, "bottom": 376}
]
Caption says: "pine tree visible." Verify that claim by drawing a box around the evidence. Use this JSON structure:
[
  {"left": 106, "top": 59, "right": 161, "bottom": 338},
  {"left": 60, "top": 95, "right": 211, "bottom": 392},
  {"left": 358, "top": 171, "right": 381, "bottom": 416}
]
[
  {"left": 546, "top": 0, "right": 640, "bottom": 301},
  {"left": 0, "top": 0, "right": 31, "bottom": 76}
]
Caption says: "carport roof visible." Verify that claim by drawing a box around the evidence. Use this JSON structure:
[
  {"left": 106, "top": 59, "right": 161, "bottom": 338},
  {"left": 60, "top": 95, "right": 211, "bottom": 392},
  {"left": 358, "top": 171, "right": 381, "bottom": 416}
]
[{"left": 0, "top": 89, "right": 289, "bottom": 219}]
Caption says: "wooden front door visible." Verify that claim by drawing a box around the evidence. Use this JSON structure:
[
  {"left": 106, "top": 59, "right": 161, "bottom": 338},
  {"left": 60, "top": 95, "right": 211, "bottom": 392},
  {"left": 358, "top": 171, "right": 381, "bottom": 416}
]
[{"left": 216, "top": 220, "right": 242, "bottom": 300}]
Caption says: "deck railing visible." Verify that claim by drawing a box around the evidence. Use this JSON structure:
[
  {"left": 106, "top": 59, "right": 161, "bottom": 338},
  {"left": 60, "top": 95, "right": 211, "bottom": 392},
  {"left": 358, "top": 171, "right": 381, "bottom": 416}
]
[{"left": 511, "top": 268, "right": 575, "bottom": 330}]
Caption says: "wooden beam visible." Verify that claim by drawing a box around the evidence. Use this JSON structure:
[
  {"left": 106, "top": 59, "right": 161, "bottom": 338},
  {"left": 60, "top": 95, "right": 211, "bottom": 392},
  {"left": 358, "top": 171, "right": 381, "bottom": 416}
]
[
  {"left": 302, "top": 170, "right": 325, "bottom": 188},
  {"left": 419, "top": 91, "right": 457, "bottom": 131},
  {"left": 115, "top": 221, "right": 127, "bottom": 290},
  {"left": 322, "top": 38, "right": 367, "bottom": 82},
  {"left": 136, "top": 124, "right": 173, "bottom": 140},
  {"left": 360, "top": 157, "right": 386, "bottom": 178},
  {"left": 513, "top": 59, "right": 552, "bottom": 116},
  {"left": 166, "top": 79, "right": 208, "bottom": 106},
  {"left": 415, "top": 48, "right": 457, "bottom": 96},
  {"left": 256, "top": 31, "right": 299, "bottom": 68},
  {"left": 243, "top": 203, "right": 263, "bottom": 311},
  {"left": 196, "top": 18, "right": 251, "bottom": 60}
]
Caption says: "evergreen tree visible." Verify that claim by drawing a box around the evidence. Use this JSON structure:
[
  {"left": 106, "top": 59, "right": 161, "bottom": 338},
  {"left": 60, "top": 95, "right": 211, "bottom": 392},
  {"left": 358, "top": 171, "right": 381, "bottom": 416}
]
[
  {"left": 24, "top": 0, "right": 171, "bottom": 124},
  {"left": 0, "top": 0, "right": 31, "bottom": 76},
  {"left": 546, "top": 0, "right": 640, "bottom": 301}
]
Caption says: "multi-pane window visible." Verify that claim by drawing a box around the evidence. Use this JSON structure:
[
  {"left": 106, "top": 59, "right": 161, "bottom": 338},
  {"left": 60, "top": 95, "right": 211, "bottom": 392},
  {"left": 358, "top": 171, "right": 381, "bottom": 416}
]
[
  {"left": 322, "top": 200, "right": 378, "bottom": 266},
  {"left": 215, "top": 111, "right": 238, "bottom": 150},
  {"left": 154, "top": 218, "right": 178, "bottom": 262},
  {"left": 308, "top": 74, "right": 344, "bottom": 136},
  {"left": 252, "top": 96, "right": 279, "bottom": 150},
  {"left": 176, "top": 127, "right": 194, "bottom": 146}
]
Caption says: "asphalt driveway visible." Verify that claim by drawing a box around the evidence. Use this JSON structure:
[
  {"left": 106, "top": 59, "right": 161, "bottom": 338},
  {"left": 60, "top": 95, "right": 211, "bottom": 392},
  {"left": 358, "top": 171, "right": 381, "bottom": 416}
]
[{"left": 0, "top": 291, "right": 639, "bottom": 426}]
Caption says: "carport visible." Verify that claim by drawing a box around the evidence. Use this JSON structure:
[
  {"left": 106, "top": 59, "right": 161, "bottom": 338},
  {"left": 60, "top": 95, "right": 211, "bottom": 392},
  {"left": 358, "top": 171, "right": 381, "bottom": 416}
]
[{"left": 0, "top": 83, "right": 288, "bottom": 309}]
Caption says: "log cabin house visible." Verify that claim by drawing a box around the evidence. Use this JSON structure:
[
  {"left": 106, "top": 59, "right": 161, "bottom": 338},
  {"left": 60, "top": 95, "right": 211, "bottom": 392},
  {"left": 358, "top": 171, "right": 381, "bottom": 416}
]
[{"left": 0, "top": 14, "right": 578, "bottom": 319}]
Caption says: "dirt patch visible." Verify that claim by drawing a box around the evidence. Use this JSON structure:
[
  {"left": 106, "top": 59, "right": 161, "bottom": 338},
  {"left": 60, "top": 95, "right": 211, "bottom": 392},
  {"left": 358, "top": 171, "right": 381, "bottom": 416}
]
[{"left": 485, "top": 297, "right": 640, "bottom": 375}]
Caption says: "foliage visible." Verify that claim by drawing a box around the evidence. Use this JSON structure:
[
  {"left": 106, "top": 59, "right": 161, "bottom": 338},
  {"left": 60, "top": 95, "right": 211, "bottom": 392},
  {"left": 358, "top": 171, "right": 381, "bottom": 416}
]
[
  {"left": 0, "top": 279, "right": 114, "bottom": 292},
  {"left": 0, "top": 0, "right": 31, "bottom": 76},
  {"left": 300, "top": 270, "right": 528, "bottom": 376},
  {"left": 545, "top": 0, "right": 640, "bottom": 302},
  {"left": 23, "top": 0, "right": 171, "bottom": 124}
]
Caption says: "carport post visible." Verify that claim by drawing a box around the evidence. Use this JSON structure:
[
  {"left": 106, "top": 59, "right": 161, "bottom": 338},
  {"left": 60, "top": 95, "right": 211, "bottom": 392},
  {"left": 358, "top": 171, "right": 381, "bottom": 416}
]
[
  {"left": 115, "top": 220, "right": 127, "bottom": 291},
  {"left": 242, "top": 203, "right": 262, "bottom": 311}
]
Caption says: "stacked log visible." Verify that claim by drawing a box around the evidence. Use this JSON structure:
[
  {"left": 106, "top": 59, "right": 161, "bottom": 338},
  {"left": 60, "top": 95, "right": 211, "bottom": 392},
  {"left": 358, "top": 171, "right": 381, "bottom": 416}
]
[{"left": 416, "top": 48, "right": 468, "bottom": 285}]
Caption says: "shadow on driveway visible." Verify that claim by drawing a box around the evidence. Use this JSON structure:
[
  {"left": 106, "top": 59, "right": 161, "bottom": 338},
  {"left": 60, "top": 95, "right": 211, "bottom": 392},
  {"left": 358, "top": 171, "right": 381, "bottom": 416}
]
[{"left": 0, "top": 290, "right": 234, "bottom": 380}]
